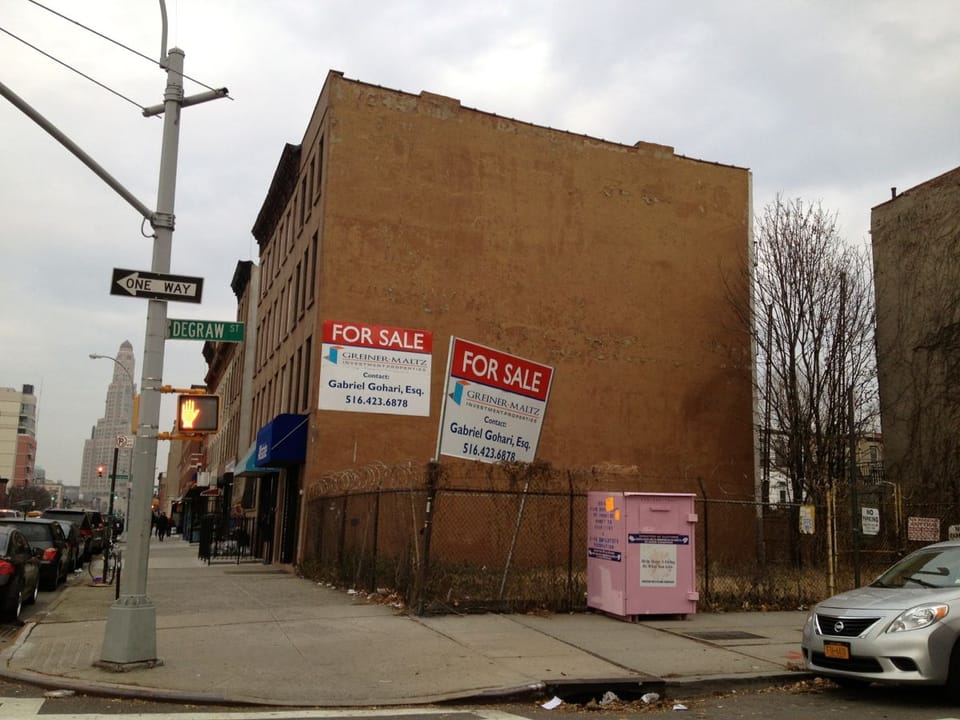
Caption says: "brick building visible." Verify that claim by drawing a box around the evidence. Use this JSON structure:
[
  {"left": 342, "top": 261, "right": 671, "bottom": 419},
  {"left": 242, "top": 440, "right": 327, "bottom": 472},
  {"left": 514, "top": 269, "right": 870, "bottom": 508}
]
[
  {"left": 211, "top": 71, "right": 756, "bottom": 566},
  {"left": 872, "top": 166, "right": 960, "bottom": 500}
]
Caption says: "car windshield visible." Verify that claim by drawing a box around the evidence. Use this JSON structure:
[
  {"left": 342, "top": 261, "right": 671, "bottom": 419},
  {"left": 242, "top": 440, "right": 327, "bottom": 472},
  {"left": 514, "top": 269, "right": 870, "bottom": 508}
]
[{"left": 872, "top": 547, "right": 960, "bottom": 589}]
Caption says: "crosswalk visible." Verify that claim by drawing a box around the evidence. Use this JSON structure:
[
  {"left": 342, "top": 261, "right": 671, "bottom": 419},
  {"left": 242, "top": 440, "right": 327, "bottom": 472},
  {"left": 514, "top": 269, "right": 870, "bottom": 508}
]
[{"left": 0, "top": 699, "right": 532, "bottom": 720}]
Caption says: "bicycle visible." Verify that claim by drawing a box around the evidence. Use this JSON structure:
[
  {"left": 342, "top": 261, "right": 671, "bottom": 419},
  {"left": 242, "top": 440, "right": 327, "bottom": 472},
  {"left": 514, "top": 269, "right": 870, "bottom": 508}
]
[{"left": 88, "top": 545, "right": 122, "bottom": 590}]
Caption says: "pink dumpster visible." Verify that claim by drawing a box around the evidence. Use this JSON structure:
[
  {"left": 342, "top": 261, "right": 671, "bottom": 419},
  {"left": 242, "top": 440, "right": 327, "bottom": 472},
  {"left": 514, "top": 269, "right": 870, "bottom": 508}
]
[{"left": 587, "top": 492, "right": 699, "bottom": 619}]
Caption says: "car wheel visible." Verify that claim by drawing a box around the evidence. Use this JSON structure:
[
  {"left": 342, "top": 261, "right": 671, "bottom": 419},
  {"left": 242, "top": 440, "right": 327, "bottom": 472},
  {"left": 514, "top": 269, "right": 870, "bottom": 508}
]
[
  {"left": 24, "top": 578, "right": 38, "bottom": 606},
  {"left": 3, "top": 579, "right": 23, "bottom": 622},
  {"left": 946, "top": 643, "right": 960, "bottom": 704}
]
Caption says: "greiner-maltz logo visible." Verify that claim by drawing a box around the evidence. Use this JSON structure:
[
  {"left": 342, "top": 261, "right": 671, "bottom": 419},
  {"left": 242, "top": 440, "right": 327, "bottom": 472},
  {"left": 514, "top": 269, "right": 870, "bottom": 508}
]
[
  {"left": 450, "top": 380, "right": 469, "bottom": 405},
  {"left": 325, "top": 346, "right": 343, "bottom": 364}
]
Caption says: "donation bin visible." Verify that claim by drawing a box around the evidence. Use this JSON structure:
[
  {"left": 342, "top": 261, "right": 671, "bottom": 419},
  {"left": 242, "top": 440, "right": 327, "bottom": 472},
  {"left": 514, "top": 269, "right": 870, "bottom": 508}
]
[{"left": 587, "top": 492, "right": 698, "bottom": 619}]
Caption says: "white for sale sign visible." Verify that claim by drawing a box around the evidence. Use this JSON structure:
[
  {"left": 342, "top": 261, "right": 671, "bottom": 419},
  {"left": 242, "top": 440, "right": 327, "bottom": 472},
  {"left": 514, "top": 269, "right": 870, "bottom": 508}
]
[
  {"left": 318, "top": 320, "right": 432, "bottom": 416},
  {"left": 437, "top": 337, "right": 554, "bottom": 463}
]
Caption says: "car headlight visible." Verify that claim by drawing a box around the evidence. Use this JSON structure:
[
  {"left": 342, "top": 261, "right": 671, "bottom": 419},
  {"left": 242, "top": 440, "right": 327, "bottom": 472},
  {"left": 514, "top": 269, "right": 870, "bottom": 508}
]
[{"left": 886, "top": 604, "right": 949, "bottom": 633}]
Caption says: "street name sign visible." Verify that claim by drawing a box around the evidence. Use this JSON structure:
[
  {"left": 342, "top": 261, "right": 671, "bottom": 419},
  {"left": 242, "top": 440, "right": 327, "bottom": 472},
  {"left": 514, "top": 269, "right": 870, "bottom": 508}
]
[
  {"left": 111, "top": 268, "right": 203, "bottom": 303},
  {"left": 167, "top": 318, "right": 245, "bottom": 342}
]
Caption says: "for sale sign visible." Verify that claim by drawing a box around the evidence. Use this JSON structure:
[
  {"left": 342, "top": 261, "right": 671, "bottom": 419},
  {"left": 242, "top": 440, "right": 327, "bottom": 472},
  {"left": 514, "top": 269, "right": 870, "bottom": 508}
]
[
  {"left": 436, "top": 337, "right": 554, "bottom": 463},
  {"left": 318, "top": 320, "right": 432, "bottom": 416}
]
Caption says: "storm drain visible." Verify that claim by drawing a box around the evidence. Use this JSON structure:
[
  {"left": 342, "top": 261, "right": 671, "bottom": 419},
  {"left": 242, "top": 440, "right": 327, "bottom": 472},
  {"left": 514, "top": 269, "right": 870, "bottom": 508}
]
[{"left": 684, "top": 630, "right": 766, "bottom": 641}]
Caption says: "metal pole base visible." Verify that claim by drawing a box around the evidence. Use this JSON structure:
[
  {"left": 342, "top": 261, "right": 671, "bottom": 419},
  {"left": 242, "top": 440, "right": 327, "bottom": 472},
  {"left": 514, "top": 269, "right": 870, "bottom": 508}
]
[{"left": 98, "top": 595, "right": 159, "bottom": 666}]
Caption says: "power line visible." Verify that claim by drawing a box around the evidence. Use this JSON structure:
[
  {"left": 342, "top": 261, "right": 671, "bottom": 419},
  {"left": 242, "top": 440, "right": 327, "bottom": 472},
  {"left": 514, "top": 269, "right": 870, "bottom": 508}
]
[
  {"left": 28, "top": 0, "right": 159, "bottom": 68},
  {"left": 0, "top": 25, "right": 147, "bottom": 112},
  {"left": 21, "top": 0, "right": 229, "bottom": 96}
]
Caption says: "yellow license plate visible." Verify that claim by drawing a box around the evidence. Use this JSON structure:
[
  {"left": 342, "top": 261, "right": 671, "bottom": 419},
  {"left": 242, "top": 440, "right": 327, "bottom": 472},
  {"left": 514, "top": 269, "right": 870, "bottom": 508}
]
[{"left": 824, "top": 642, "right": 850, "bottom": 660}]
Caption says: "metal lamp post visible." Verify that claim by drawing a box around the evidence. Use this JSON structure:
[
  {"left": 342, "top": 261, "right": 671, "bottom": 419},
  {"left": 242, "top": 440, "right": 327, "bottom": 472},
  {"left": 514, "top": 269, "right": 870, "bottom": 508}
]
[{"left": 0, "top": 0, "right": 227, "bottom": 667}]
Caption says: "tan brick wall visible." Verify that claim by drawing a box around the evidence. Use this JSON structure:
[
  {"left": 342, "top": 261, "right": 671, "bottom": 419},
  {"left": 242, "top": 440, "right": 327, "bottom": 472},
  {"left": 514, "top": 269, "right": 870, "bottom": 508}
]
[
  {"left": 871, "top": 167, "right": 960, "bottom": 491},
  {"left": 253, "top": 72, "right": 755, "bottom": 558}
]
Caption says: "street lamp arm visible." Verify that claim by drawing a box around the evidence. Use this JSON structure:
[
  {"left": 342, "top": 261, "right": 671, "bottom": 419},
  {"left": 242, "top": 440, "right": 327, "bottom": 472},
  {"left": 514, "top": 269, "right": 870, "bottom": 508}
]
[{"left": 89, "top": 353, "right": 136, "bottom": 388}]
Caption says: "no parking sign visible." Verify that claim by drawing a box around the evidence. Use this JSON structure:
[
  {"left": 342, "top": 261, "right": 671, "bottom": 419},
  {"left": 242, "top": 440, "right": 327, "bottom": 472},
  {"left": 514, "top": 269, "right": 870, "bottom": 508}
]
[{"left": 861, "top": 506, "right": 879, "bottom": 536}]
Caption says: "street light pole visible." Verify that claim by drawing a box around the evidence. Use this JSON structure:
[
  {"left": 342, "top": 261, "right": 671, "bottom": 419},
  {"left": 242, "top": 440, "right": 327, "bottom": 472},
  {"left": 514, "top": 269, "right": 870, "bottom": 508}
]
[
  {"left": 0, "top": 0, "right": 226, "bottom": 670},
  {"left": 96, "top": 44, "right": 188, "bottom": 669}
]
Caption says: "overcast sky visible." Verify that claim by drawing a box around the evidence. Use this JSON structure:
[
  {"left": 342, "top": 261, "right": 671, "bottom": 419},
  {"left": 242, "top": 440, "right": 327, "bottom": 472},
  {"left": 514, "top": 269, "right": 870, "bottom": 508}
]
[{"left": 1, "top": 0, "right": 958, "bottom": 486}]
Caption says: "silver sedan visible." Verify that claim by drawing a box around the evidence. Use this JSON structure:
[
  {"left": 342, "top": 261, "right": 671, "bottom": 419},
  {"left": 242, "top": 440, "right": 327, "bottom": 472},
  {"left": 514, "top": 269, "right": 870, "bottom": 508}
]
[{"left": 802, "top": 540, "right": 960, "bottom": 699}]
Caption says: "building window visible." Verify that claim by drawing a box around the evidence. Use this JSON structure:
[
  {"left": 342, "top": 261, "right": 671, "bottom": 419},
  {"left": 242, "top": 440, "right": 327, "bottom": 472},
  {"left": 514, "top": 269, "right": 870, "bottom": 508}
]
[
  {"left": 299, "top": 176, "right": 308, "bottom": 228},
  {"left": 315, "top": 136, "right": 323, "bottom": 201},
  {"left": 285, "top": 209, "right": 293, "bottom": 256},
  {"left": 309, "top": 232, "right": 318, "bottom": 305},
  {"left": 294, "top": 261, "right": 302, "bottom": 319},
  {"left": 302, "top": 336, "right": 312, "bottom": 409},
  {"left": 294, "top": 346, "right": 302, "bottom": 413},
  {"left": 308, "top": 155, "right": 315, "bottom": 204}
]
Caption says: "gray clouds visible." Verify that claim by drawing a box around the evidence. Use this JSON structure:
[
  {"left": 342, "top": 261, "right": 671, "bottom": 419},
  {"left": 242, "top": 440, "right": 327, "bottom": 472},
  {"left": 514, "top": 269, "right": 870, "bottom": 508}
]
[{"left": 1, "top": 0, "right": 957, "bottom": 482}]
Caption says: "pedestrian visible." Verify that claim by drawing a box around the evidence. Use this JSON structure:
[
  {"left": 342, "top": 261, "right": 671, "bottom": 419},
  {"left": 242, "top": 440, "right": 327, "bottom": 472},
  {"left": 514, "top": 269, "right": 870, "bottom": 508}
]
[{"left": 156, "top": 511, "right": 169, "bottom": 541}]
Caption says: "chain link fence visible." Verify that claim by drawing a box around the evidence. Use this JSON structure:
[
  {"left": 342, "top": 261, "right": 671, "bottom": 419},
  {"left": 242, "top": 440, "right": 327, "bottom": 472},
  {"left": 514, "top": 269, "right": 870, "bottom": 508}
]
[{"left": 300, "top": 461, "right": 948, "bottom": 614}]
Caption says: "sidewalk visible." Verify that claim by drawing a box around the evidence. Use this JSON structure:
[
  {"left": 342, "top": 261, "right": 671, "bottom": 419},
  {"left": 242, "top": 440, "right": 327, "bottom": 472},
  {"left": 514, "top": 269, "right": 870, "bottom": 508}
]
[{"left": 0, "top": 536, "right": 810, "bottom": 707}]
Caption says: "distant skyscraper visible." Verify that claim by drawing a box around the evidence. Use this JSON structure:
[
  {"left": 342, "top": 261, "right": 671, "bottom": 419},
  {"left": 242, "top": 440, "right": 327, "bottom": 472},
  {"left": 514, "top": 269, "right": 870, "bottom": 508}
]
[
  {"left": 80, "top": 341, "right": 137, "bottom": 510},
  {"left": 0, "top": 384, "right": 37, "bottom": 487}
]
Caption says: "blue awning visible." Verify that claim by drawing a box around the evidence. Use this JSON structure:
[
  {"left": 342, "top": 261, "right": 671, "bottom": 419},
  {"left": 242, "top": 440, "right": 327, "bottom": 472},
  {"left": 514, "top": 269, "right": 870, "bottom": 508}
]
[
  {"left": 235, "top": 441, "right": 279, "bottom": 477},
  {"left": 255, "top": 414, "right": 308, "bottom": 466}
]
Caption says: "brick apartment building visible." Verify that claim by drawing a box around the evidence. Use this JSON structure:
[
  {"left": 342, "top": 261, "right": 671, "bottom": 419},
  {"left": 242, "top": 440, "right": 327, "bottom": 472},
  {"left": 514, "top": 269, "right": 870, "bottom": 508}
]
[
  {"left": 199, "top": 70, "right": 756, "bottom": 567},
  {"left": 872, "top": 166, "right": 960, "bottom": 500}
]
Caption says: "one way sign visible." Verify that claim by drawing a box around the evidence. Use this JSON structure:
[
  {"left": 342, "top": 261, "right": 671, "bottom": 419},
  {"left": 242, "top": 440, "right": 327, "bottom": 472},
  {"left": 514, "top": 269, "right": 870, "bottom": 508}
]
[{"left": 111, "top": 268, "right": 204, "bottom": 304}]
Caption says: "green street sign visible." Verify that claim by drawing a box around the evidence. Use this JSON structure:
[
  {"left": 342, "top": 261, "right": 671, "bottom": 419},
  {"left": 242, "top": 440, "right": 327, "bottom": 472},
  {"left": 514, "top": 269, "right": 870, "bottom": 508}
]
[
  {"left": 167, "top": 318, "right": 245, "bottom": 343},
  {"left": 111, "top": 474, "right": 129, "bottom": 480}
]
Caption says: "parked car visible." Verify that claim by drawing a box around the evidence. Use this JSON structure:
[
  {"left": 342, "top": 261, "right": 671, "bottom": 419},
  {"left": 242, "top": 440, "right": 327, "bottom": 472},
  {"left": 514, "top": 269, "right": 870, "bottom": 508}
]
[
  {"left": 41, "top": 509, "right": 103, "bottom": 561},
  {"left": 802, "top": 539, "right": 960, "bottom": 700},
  {"left": 0, "top": 526, "right": 40, "bottom": 621},
  {"left": 0, "top": 519, "right": 70, "bottom": 591},
  {"left": 53, "top": 519, "right": 84, "bottom": 572},
  {"left": 0, "top": 510, "right": 24, "bottom": 519}
]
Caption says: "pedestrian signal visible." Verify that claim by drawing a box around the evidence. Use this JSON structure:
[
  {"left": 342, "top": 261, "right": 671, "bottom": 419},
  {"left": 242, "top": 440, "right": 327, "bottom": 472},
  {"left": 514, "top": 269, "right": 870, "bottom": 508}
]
[
  {"left": 96, "top": 465, "right": 105, "bottom": 478},
  {"left": 176, "top": 394, "right": 220, "bottom": 433}
]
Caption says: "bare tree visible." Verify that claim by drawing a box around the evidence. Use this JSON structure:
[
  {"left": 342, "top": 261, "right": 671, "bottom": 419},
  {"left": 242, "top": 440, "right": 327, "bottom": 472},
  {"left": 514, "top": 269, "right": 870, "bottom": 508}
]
[{"left": 728, "top": 196, "right": 878, "bottom": 562}]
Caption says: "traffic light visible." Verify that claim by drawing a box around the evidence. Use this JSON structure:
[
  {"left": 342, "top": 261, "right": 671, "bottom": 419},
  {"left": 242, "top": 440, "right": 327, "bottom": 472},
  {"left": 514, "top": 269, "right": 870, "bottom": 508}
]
[
  {"left": 97, "top": 465, "right": 105, "bottom": 478},
  {"left": 176, "top": 394, "right": 220, "bottom": 433}
]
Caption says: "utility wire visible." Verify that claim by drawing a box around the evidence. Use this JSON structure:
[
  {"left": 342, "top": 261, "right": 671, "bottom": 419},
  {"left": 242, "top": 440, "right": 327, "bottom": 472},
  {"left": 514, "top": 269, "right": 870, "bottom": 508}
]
[
  {"left": 23, "top": 0, "right": 229, "bottom": 96},
  {"left": 0, "top": 25, "right": 147, "bottom": 112}
]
